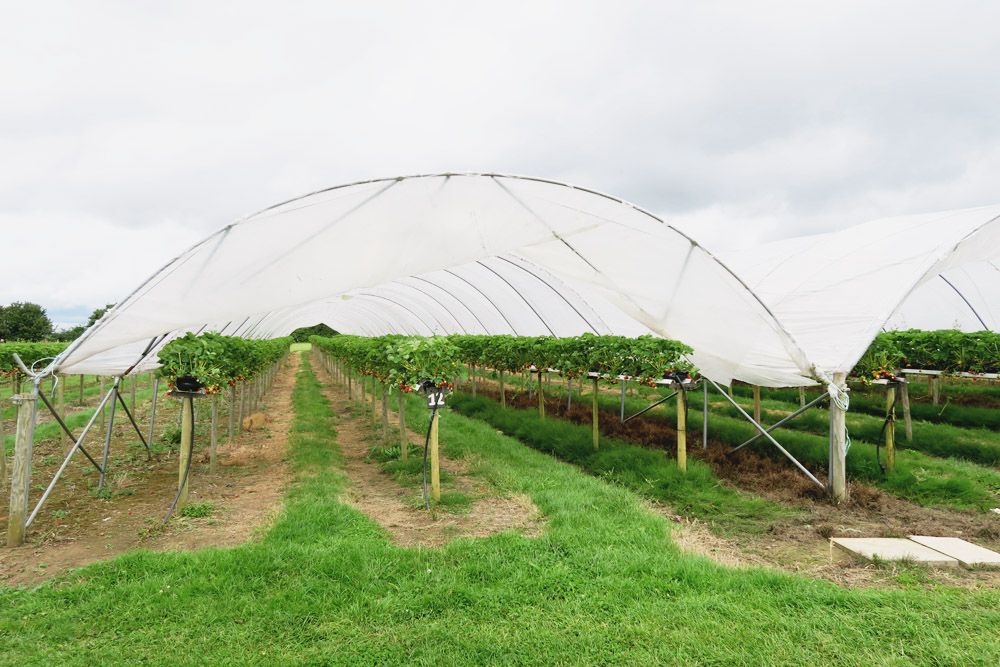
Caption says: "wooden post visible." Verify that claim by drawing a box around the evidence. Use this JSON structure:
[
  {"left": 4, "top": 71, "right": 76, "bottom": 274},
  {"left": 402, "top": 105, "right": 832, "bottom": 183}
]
[
  {"left": 78, "top": 374, "right": 85, "bottom": 405},
  {"left": 381, "top": 383, "right": 389, "bottom": 440},
  {"left": 149, "top": 377, "right": 160, "bottom": 447},
  {"left": 228, "top": 384, "right": 236, "bottom": 441},
  {"left": 798, "top": 386, "right": 806, "bottom": 408},
  {"left": 593, "top": 377, "right": 600, "bottom": 450},
  {"left": 500, "top": 370, "right": 506, "bottom": 409},
  {"left": 677, "top": 388, "right": 687, "bottom": 472},
  {"left": 537, "top": 371, "right": 545, "bottom": 420},
  {"left": 900, "top": 377, "right": 913, "bottom": 442},
  {"left": 728, "top": 383, "right": 734, "bottom": 399},
  {"left": 7, "top": 393, "right": 37, "bottom": 546},
  {"left": 752, "top": 385, "right": 761, "bottom": 429},
  {"left": 239, "top": 383, "right": 246, "bottom": 429},
  {"left": 347, "top": 369, "right": 353, "bottom": 400},
  {"left": 371, "top": 377, "right": 378, "bottom": 426},
  {"left": 360, "top": 374, "right": 366, "bottom": 412},
  {"left": 471, "top": 365, "right": 477, "bottom": 397},
  {"left": 830, "top": 372, "right": 848, "bottom": 503},
  {"left": 129, "top": 375, "right": 136, "bottom": 415},
  {"left": 0, "top": 398, "right": 6, "bottom": 481},
  {"left": 58, "top": 376, "right": 69, "bottom": 456},
  {"left": 178, "top": 397, "right": 193, "bottom": 507},
  {"left": 885, "top": 384, "right": 896, "bottom": 473},
  {"left": 430, "top": 410, "right": 440, "bottom": 502},
  {"left": 931, "top": 376, "right": 940, "bottom": 405},
  {"left": 210, "top": 394, "right": 219, "bottom": 475},
  {"left": 398, "top": 390, "right": 408, "bottom": 462}
]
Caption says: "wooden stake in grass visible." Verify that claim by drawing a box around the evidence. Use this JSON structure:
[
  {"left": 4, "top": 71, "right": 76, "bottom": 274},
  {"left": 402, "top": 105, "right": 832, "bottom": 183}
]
[
  {"left": 500, "top": 370, "right": 506, "bottom": 409},
  {"left": 677, "top": 387, "right": 687, "bottom": 472},
  {"left": 129, "top": 375, "right": 136, "bottom": 415},
  {"left": 398, "top": 390, "right": 408, "bottom": 462},
  {"left": 885, "top": 384, "right": 896, "bottom": 473},
  {"left": 537, "top": 371, "right": 545, "bottom": 420},
  {"left": 752, "top": 385, "right": 761, "bottom": 429},
  {"left": 78, "top": 374, "right": 85, "bottom": 405},
  {"left": 430, "top": 409, "right": 440, "bottom": 502},
  {"left": 178, "top": 397, "right": 193, "bottom": 507},
  {"left": 8, "top": 392, "right": 37, "bottom": 547},
  {"left": 381, "top": 382, "right": 389, "bottom": 441},
  {"left": 931, "top": 376, "right": 940, "bottom": 405},
  {"left": 0, "top": 400, "right": 6, "bottom": 482},
  {"left": 830, "top": 372, "right": 848, "bottom": 504},
  {"left": 471, "top": 364, "right": 477, "bottom": 397},
  {"left": 228, "top": 384, "right": 236, "bottom": 442},
  {"left": 900, "top": 376, "right": 913, "bottom": 442},
  {"left": 592, "top": 377, "right": 599, "bottom": 450},
  {"left": 798, "top": 386, "right": 806, "bottom": 408},
  {"left": 210, "top": 393, "right": 219, "bottom": 475}
]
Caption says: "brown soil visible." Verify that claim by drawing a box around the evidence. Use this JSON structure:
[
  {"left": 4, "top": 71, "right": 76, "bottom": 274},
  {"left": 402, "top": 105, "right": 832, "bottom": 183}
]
[
  {"left": 0, "top": 361, "right": 298, "bottom": 586},
  {"left": 313, "top": 356, "right": 544, "bottom": 548},
  {"left": 470, "top": 379, "right": 1000, "bottom": 589}
]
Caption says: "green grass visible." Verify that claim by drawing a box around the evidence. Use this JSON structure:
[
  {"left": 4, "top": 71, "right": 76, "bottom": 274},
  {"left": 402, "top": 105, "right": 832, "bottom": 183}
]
[
  {"left": 448, "top": 392, "right": 795, "bottom": 536},
  {"left": 289, "top": 342, "right": 312, "bottom": 352},
  {"left": 3, "top": 356, "right": 1000, "bottom": 663},
  {"left": 515, "top": 378, "right": 1000, "bottom": 512}
]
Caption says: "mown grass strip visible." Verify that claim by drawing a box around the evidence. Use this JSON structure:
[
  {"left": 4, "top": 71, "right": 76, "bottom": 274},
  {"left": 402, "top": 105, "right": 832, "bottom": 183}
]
[
  {"left": 710, "top": 397, "right": 1000, "bottom": 467},
  {"left": 3, "top": 356, "right": 1000, "bottom": 664},
  {"left": 516, "top": 379, "right": 1000, "bottom": 512},
  {"left": 447, "top": 392, "right": 795, "bottom": 535}
]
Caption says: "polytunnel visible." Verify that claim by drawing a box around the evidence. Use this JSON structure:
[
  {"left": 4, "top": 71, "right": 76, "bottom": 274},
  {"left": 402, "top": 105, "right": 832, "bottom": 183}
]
[
  {"left": 50, "top": 173, "right": 824, "bottom": 387},
  {"left": 721, "top": 203, "right": 1000, "bottom": 381}
]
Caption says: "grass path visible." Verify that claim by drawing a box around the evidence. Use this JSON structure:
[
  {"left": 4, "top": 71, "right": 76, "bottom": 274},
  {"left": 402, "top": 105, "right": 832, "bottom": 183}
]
[{"left": 1, "top": 355, "right": 1000, "bottom": 663}]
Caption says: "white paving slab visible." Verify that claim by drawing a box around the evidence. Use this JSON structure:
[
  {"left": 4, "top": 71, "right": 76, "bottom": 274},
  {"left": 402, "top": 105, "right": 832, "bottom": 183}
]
[
  {"left": 832, "top": 538, "right": 959, "bottom": 566},
  {"left": 909, "top": 536, "right": 1000, "bottom": 567}
]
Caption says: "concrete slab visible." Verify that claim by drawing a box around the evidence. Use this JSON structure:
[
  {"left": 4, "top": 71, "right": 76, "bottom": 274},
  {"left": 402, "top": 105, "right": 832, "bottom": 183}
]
[
  {"left": 831, "top": 538, "right": 959, "bottom": 566},
  {"left": 909, "top": 536, "right": 1000, "bottom": 567}
]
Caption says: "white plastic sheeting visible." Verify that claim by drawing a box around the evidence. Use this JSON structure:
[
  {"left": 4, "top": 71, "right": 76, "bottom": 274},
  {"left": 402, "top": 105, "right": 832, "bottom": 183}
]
[
  {"left": 53, "top": 173, "right": 817, "bottom": 386},
  {"left": 722, "top": 204, "right": 1000, "bottom": 380},
  {"left": 51, "top": 173, "right": 1000, "bottom": 388}
]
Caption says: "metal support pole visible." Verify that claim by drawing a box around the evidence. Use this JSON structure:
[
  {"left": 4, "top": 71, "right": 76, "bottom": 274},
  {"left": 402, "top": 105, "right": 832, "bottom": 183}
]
[
  {"left": 210, "top": 393, "right": 219, "bottom": 474},
  {"left": 36, "top": 390, "right": 103, "bottom": 472},
  {"left": 622, "top": 390, "right": 677, "bottom": 424},
  {"left": 98, "top": 377, "right": 121, "bottom": 490},
  {"left": 116, "top": 390, "right": 151, "bottom": 458},
  {"left": 709, "top": 379, "right": 825, "bottom": 490},
  {"left": 25, "top": 386, "right": 116, "bottom": 528},
  {"left": 149, "top": 377, "right": 160, "bottom": 447},
  {"left": 398, "top": 390, "right": 408, "bottom": 462},
  {"left": 567, "top": 377, "right": 572, "bottom": 410},
  {"left": 731, "top": 392, "right": 830, "bottom": 453}
]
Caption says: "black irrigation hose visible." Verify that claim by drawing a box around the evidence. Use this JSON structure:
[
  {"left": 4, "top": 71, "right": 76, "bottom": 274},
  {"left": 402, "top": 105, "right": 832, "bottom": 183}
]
[
  {"left": 422, "top": 407, "right": 439, "bottom": 510},
  {"left": 163, "top": 396, "right": 196, "bottom": 524},
  {"left": 876, "top": 380, "right": 902, "bottom": 474}
]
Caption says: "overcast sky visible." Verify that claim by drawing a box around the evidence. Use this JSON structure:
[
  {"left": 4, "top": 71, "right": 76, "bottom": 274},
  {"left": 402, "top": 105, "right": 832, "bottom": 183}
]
[{"left": 3, "top": 1, "right": 999, "bottom": 328}]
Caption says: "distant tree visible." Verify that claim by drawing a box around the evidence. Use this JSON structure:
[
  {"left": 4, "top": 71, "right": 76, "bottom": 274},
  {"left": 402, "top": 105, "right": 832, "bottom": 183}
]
[
  {"left": 0, "top": 302, "right": 53, "bottom": 341},
  {"left": 51, "top": 303, "right": 116, "bottom": 342},
  {"left": 290, "top": 323, "right": 338, "bottom": 343}
]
